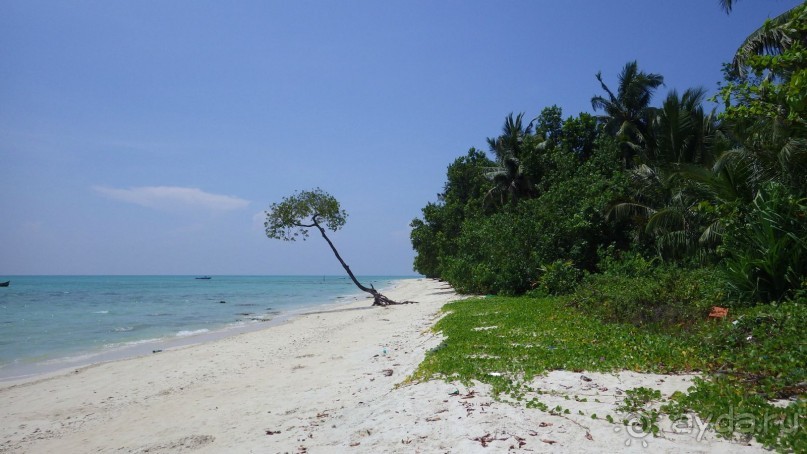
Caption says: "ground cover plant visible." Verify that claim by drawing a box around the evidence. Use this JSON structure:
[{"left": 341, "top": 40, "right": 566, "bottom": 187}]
[
  {"left": 411, "top": 295, "right": 806, "bottom": 450},
  {"left": 411, "top": 296, "right": 709, "bottom": 396}
]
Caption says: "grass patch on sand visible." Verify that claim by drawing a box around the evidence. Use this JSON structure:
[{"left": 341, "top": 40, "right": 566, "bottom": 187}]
[
  {"left": 411, "top": 296, "right": 708, "bottom": 395},
  {"left": 411, "top": 296, "right": 806, "bottom": 451}
]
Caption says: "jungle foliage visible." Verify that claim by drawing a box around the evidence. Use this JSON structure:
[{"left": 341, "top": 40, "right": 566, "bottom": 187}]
[{"left": 410, "top": 4, "right": 806, "bottom": 449}]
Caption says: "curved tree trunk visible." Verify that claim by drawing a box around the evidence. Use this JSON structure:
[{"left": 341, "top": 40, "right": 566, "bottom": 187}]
[{"left": 312, "top": 221, "right": 416, "bottom": 307}]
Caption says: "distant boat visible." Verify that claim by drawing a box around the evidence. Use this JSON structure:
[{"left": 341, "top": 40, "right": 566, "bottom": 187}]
[
  {"left": 0, "top": 281, "right": 9, "bottom": 287},
  {"left": 195, "top": 276, "right": 212, "bottom": 280}
]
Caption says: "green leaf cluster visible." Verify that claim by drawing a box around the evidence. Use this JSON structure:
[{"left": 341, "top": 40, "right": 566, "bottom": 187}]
[{"left": 265, "top": 188, "right": 347, "bottom": 241}]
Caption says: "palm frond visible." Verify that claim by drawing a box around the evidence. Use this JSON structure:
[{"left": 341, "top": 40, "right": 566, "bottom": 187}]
[
  {"left": 607, "top": 202, "right": 655, "bottom": 222},
  {"left": 699, "top": 219, "right": 724, "bottom": 247},
  {"left": 646, "top": 206, "right": 686, "bottom": 235},
  {"left": 731, "top": 7, "right": 804, "bottom": 75},
  {"left": 720, "top": 0, "right": 736, "bottom": 14}
]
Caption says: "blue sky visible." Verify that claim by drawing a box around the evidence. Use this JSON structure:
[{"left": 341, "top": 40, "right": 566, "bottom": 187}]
[{"left": 0, "top": 0, "right": 800, "bottom": 275}]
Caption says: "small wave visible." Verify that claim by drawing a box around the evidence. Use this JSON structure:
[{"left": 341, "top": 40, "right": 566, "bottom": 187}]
[
  {"left": 147, "top": 313, "right": 172, "bottom": 317},
  {"left": 118, "top": 337, "right": 161, "bottom": 347},
  {"left": 175, "top": 329, "right": 209, "bottom": 337},
  {"left": 112, "top": 326, "right": 134, "bottom": 332},
  {"left": 93, "top": 310, "right": 109, "bottom": 314}
]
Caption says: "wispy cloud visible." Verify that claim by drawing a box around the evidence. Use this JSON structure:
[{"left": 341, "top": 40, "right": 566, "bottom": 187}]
[{"left": 94, "top": 186, "right": 250, "bottom": 212}]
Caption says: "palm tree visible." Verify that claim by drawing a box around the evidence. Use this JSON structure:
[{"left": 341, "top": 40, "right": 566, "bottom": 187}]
[
  {"left": 591, "top": 61, "right": 664, "bottom": 166},
  {"left": 720, "top": 1, "right": 807, "bottom": 76},
  {"left": 650, "top": 87, "right": 717, "bottom": 165},
  {"left": 484, "top": 113, "right": 536, "bottom": 206}
]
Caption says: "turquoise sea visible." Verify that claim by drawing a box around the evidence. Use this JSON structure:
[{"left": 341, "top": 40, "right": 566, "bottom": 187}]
[{"left": 0, "top": 275, "right": 411, "bottom": 380}]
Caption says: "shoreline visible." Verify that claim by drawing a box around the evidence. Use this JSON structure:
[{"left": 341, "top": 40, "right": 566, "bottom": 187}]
[
  {"left": 0, "top": 278, "right": 403, "bottom": 385},
  {"left": 0, "top": 278, "right": 767, "bottom": 453}
]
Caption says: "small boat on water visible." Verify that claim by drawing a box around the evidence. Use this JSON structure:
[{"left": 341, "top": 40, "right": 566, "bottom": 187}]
[
  {"left": 195, "top": 276, "right": 212, "bottom": 280},
  {"left": 0, "top": 281, "right": 9, "bottom": 287}
]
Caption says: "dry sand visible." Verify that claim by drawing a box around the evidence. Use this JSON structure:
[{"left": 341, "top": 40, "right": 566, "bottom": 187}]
[{"left": 0, "top": 278, "right": 766, "bottom": 453}]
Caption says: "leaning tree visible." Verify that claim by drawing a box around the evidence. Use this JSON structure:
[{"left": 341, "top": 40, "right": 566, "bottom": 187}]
[{"left": 265, "top": 188, "right": 415, "bottom": 307}]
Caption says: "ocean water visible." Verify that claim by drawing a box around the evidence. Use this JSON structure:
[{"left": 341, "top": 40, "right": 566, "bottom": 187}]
[{"left": 0, "top": 275, "right": 410, "bottom": 379}]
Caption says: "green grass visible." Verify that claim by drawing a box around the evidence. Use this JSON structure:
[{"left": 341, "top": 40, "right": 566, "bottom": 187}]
[
  {"left": 412, "top": 296, "right": 708, "bottom": 395},
  {"left": 411, "top": 295, "right": 806, "bottom": 451}
]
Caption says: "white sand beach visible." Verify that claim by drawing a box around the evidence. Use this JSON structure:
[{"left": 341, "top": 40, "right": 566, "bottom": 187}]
[{"left": 0, "top": 278, "right": 766, "bottom": 453}]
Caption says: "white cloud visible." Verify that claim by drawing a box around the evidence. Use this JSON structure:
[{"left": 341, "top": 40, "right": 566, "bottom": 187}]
[{"left": 94, "top": 186, "right": 250, "bottom": 212}]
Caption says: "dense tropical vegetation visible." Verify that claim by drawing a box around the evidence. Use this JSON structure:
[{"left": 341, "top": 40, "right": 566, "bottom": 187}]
[{"left": 411, "top": 3, "right": 805, "bottom": 450}]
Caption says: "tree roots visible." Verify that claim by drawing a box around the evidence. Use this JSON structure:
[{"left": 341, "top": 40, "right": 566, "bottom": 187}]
[{"left": 370, "top": 291, "right": 418, "bottom": 307}]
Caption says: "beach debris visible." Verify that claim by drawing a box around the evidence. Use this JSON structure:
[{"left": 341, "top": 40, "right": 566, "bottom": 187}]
[
  {"left": 461, "top": 390, "right": 476, "bottom": 399},
  {"left": 581, "top": 375, "right": 592, "bottom": 382},
  {"left": 264, "top": 429, "right": 281, "bottom": 435},
  {"left": 708, "top": 306, "right": 729, "bottom": 320},
  {"left": 316, "top": 412, "right": 329, "bottom": 418},
  {"left": 511, "top": 434, "right": 527, "bottom": 449},
  {"left": 585, "top": 432, "right": 594, "bottom": 441},
  {"left": 538, "top": 422, "right": 553, "bottom": 428},
  {"left": 470, "top": 433, "right": 508, "bottom": 447},
  {"left": 528, "top": 430, "right": 538, "bottom": 436},
  {"left": 471, "top": 433, "right": 494, "bottom": 447},
  {"left": 425, "top": 416, "right": 441, "bottom": 422},
  {"left": 402, "top": 438, "right": 412, "bottom": 444},
  {"left": 382, "top": 369, "right": 393, "bottom": 376},
  {"left": 541, "top": 439, "right": 558, "bottom": 445},
  {"left": 473, "top": 325, "right": 498, "bottom": 331},
  {"left": 152, "top": 349, "right": 162, "bottom": 353},
  {"left": 449, "top": 389, "right": 460, "bottom": 396},
  {"left": 349, "top": 442, "right": 360, "bottom": 447}
]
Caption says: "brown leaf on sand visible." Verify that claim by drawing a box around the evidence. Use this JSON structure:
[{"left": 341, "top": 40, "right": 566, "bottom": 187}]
[
  {"left": 541, "top": 439, "right": 557, "bottom": 445},
  {"left": 265, "top": 430, "right": 281, "bottom": 435},
  {"left": 471, "top": 433, "right": 494, "bottom": 447},
  {"left": 349, "top": 442, "right": 360, "bottom": 447},
  {"left": 585, "top": 432, "right": 594, "bottom": 441},
  {"left": 382, "top": 369, "right": 393, "bottom": 377},
  {"left": 471, "top": 433, "right": 509, "bottom": 447},
  {"left": 538, "top": 422, "right": 553, "bottom": 428}
]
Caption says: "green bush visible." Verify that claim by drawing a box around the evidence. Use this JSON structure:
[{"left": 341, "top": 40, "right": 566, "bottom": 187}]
[
  {"left": 528, "top": 260, "right": 583, "bottom": 296},
  {"left": 722, "top": 182, "right": 807, "bottom": 304},
  {"left": 570, "top": 266, "right": 723, "bottom": 328},
  {"left": 441, "top": 142, "right": 630, "bottom": 295}
]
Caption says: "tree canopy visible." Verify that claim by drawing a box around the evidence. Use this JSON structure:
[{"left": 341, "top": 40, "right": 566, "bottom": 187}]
[{"left": 265, "top": 188, "right": 347, "bottom": 242}]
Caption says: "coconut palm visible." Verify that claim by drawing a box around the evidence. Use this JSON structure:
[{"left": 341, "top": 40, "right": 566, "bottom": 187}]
[
  {"left": 650, "top": 87, "right": 718, "bottom": 165},
  {"left": 591, "top": 61, "right": 664, "bottom": 166},
  {"left": 484, "top": 113, "right": 536, "bottom": 206},
  {"left": 721, "top": 1, "right": 807, "bottom": 76}
]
